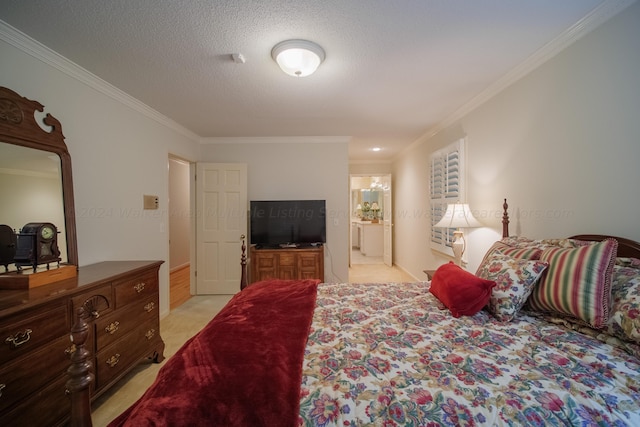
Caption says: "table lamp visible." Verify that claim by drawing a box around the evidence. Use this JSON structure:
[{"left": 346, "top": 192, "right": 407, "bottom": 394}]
[
  {"left": 370, "top": 202, "right": 380, "bottom": 223},
  {"left": 433, "top": 203, "right": 481, "bottom": 266}
]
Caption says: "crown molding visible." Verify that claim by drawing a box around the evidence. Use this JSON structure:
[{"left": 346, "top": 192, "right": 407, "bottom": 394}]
[
  {"left": 0, "top": 20, "right": 200, "bottom": 142},
  {"left": 406, "top": 0, "right": 637, "bottom": 145},
  {"left": 201, "top": 136, "right": 350, "bottom": 144}
]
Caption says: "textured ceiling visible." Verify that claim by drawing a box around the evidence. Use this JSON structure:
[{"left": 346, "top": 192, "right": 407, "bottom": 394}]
[{"left": 0, "top": 0, "right": 625, "bottom": 161}]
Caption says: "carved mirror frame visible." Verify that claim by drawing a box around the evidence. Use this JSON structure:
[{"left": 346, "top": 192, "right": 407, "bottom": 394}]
[{"left": 0, "top": 86, "right": 78, "bottom": 267}]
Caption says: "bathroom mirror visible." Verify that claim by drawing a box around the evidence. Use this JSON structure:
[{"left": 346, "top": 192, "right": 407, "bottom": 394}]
[{"left": 351, "top": 189, "right": 383, "bottom": 220}]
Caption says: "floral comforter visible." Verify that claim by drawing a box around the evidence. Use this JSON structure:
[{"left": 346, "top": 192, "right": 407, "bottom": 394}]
[{"left": 298, "top": 282, "right": 640, "bottom": 426}]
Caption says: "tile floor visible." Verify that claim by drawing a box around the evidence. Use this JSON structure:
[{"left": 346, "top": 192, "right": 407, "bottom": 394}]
[{"left": 91, "top": 260, "right": 418, "bottom": 426}]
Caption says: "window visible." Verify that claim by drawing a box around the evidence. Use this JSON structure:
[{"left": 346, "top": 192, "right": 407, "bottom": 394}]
[{"left": 430, "top": 138, "right": 466, "bottom": 256}]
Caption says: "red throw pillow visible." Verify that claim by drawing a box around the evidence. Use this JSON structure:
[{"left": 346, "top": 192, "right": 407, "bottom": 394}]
[{"left": 430, "top": 262, "right": 496, "bottom": 317}]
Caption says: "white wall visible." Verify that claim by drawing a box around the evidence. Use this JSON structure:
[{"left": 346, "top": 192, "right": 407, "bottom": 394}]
[
  {"left": 349, "top": 163, "right": 392, "bottom": 175},
  {"left": 200, "top": 138, "right": 350, "bottom": 283},
  {"left": 0, "top": 34, "right": 200, "bottom": 316},
  {"left": 393, "top": 2, "right": 640, "bottom": 279}
]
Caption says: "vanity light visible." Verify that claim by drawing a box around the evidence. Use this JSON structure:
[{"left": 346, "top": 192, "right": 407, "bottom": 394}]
[
  {"left": 271, "top": 39, "right": 325, "bottom": 77},
  {"left": 372, "top": 147, "right": 382, "bottom": 152},
  {"left": 370, "top": 202, "right": 381, "bottom": 223}
]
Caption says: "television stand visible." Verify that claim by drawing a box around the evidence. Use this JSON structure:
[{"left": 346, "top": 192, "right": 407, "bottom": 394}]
[
  {"left": 279, "top": 243, "right": 298, "bottom": 248},
  {"left": 250, "top": 245, "right": 324, "bottom": 284}
]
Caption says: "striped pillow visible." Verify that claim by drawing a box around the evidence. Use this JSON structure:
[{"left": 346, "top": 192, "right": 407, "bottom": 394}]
[
  {"left": 476, "top": 241, "right": 543, "bottom": 275},
  {"left": 528, "top": 239, "right": 618, "bottom": 329}
]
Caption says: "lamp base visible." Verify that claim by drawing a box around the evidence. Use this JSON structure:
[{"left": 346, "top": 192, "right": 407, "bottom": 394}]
[{"left": 452, "top": 230, "right": 465, "bottom": 266}]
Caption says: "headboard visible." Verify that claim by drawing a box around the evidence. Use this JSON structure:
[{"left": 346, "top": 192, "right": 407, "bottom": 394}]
[{"left": 501, "top": 198, "right": 640, "bottom": 259}]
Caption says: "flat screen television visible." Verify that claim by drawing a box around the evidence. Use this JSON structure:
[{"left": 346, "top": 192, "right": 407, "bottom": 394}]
[{"left": 250, "top": 200, "right": 326, "bottom": 248}]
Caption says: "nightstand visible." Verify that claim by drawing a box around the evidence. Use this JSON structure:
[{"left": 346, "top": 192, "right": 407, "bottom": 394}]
[{"left": 423, "top": 269, "right": 437, "bottom": 280}]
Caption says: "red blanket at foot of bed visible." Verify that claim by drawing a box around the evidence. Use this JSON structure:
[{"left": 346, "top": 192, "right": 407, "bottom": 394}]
[{"left": 108, "top": 279, "right": 320, "bottom": 427}]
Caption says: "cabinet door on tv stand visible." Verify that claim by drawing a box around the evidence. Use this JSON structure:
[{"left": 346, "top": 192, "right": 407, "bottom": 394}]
[
  {"left": 253, "top": 250, "right": 277, "bottom": 282},
  {"left": 298, "top": 252, "right": 319, "bottom": 280},
  {"left": 278, "top": 252, "right": 296, "bottom": 279}
]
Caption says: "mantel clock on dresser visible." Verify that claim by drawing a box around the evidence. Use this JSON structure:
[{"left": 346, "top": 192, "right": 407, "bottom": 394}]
[{"left": 13, "top": 222, "right": 61, "bottom": 270}]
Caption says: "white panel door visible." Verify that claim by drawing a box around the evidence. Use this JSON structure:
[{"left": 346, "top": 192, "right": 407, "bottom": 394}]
[
  {"left": 382, "top": 174, "right": 393, "bottom": 267},
  {"left": 196, "top": 163, "right": 247, "bottom": 294}
]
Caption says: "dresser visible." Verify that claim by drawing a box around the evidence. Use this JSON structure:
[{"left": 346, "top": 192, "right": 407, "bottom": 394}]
[
  {"left": 250, "top": 246, "right": 324, "bottom": 284},
  {"left": 0, "top": 260, "right": 164, "bottom": 426}
]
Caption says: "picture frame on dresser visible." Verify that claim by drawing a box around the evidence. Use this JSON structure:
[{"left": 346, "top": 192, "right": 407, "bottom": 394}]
[{"left": 0, "top": 86, "right": 165, "bottom": 427}]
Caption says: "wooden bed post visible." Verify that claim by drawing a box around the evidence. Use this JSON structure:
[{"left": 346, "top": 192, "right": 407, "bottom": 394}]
[
  {"left": 502, "top": 199, "right": 510, "bottom": 238},
  {"left": 240, "top": 234, "right": 248, "bottom": 290},
  {"left": 67, "top": 307, "right": 93, "bottom": 427}
]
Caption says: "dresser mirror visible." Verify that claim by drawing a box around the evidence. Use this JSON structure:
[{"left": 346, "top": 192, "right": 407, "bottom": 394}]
[{"left": 0, "top": 86, "right": 78, "bottom": 272}]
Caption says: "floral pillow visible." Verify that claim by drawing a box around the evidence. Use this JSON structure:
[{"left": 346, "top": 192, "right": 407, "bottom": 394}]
[
  {"left": 605, "top": 259, "right": 640, "bottom": 345},
  {"left": 476, "top": 250, "right": 548, "bottom": 322}
]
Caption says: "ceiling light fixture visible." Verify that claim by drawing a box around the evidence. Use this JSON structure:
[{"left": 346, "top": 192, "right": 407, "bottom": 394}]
[{"left": 271, "top": 39, "right": 325, "bottom": 77}]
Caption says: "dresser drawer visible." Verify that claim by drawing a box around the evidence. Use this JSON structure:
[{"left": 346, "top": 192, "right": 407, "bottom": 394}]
[
  {"left": 71, "top": 283, "right": 113, "bottom": 320},
  {"left": 95, "top": 319, "right": 159, "bottom": 389},
  {"left": 94, "top": 295, "right": 159, "bottom": 352},
  {"left": 0, "top": 373, "right": 70, "bottom": 427},
  {"left": 114, "top": 270, "right": 158, "bottom": 309},
  {"left": 0, "top": 334, "right": 71, "bottom": 414},
  {"left": 0, "top": 302, "right": 69, "bottom": 365}
]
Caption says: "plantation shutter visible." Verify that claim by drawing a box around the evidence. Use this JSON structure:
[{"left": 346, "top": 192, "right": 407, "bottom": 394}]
[{"left": 430, "top": 138, "right": 465, "bottom": 255}]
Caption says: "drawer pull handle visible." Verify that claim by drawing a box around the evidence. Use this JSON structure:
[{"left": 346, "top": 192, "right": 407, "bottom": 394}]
[
  {"left": 134, "top": 282, "right": 146, "bottom": 293},
  {"left": 105, "top": 321, "right": 120, "bottom": 335},
  {"left": 5, "top": 329, "right": 33, "bottom": 348},
  {"left": 145, "top": 329, "right": 156, "bottom": 340},
  {"left": 106, "top": 354, "right": 120, "bottom": 368},
  {"left": 0, "top": 383, "right": 5, "bottom": 397},
  {"left": 65, "top": 343, "right": 77, "bottom": 355},
  {"left": 144, "top": 302, "right": 155, "bottom": 313}
]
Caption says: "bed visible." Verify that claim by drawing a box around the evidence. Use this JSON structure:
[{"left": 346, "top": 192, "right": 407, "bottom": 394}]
[{"left": 69, "top": 200, "right": 640, "bottom": 426}]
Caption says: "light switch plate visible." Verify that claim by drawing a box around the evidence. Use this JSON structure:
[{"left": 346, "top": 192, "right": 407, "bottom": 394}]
[{"left": 143, "top": 194, "right": 159, "bottom": 210}]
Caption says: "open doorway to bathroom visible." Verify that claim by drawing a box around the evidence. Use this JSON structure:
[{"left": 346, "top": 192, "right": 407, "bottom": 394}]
[
  {"left": 349, "top": 174, "right": 392, "bottom": 267},
  {"left": 168, "top": 155, "right": 192, "bottom": 310}
]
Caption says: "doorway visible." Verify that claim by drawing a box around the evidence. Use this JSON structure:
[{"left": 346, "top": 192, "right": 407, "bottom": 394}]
[
  {"left": 168, "top": 156, "right": 191, "bottom": 309},
  {"left": 349, "top": 174, "right": 392, "bottom": 267}
]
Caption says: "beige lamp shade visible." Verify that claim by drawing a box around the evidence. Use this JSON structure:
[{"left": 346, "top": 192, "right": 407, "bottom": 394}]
[{"left": 433, "top": 203, "right": 482, "bottom": 229}]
